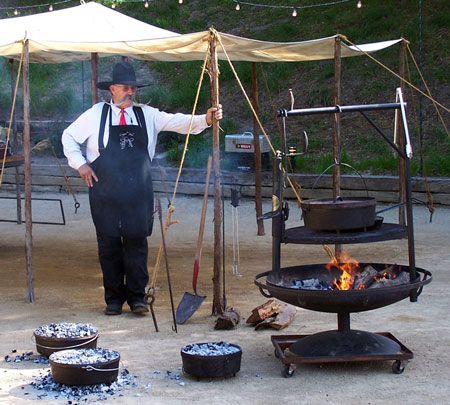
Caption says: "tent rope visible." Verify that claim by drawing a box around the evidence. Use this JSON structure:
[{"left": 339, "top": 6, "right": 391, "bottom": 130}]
[
  {"left": 405, "top": 43, "right": 449, "bottom": 138},
  {"left": 259, "top": 63, "right": 303, "bottom": 205},
  {"left": 214, "top": 29, "right": 302, "bottom": 204},
  {"left": 339, "top": 35, "right": 450, "bottom": 116},
  {"left": 148, "top": 43, "right": 210, "bottom": 291},
  {"left": 0, "top": 48, "right": 24, "bottom": 187},
  {"left": 404, "top": 51, "right": 434, "bottom": 219}
]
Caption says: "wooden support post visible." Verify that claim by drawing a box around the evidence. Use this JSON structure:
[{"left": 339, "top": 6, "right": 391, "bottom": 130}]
[
  {"left": 91, "top": 53, "right": 99, "bottom": 105},
  {"left": 23, "top": 40, "right": 34, "bottom": 303},
  {"left": 9, "top": 58, "right": 22, "bottom": 224},
  {"left": 209, "top": 33, "right": 224, "bottom": 316},
  {"left": 251, "top": 63, "right": 265, "bottom": 236},
  {"left": 333, "top": 37, "right": 342, "bottom": 261},
  {"left": 397, "top": 41, "right": 406, "bottom": 225}
]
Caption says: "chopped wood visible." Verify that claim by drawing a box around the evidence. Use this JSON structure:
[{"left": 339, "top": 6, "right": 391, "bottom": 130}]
[
  {"left": 377, "top": 264, "right": 398, "bottom": 278},
  {"left": 353, "top": 265, "right": 378, "bottom": 290},
  {"left": 269, "top": 304, "right": 297, "bottom": 330},
  {"left": 253, "top": 304, "right": 296, "bottom": 331},
  {"left": 246, "top": 299, "right": 281, "bottom": 325},
  {"left": 254, "top": 316, "right": 276, "bottom": 331},
  {"left": 368, "top": 271, "right": 411, "bottom": 288},
  {"left": 214, "top": 307, "right": 240, "bottom": 330}
]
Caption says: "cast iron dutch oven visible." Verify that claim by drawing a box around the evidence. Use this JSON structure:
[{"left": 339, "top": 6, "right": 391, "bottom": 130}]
[
  {"left": 33, "top": 331, "right": 99, "bottom": 357},
  {"left": 301, "top": 196, "right": 377, "bottom": 231},
  {"left": 49, "top": 348, "right": 120, "bottom": 386},
  {"left": 181, "top": 342, "right": 242, "bottom": 378}
]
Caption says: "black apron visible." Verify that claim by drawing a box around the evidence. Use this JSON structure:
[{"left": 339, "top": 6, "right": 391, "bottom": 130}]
[{"left": 89, "top": 104, "right": 154, "bottom": 238}]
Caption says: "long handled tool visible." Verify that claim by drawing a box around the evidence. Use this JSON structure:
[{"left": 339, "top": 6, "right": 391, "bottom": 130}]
[
  {"left": 157, "top": 198, "right": 177, "bottom": 333},
  {"left": 176, "top": 156, "right": 212, "bottom": 324}
]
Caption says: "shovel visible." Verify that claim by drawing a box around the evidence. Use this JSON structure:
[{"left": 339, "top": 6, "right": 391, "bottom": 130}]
[{"left": 176, "top": 156, "right": 212, "bottom": 324}]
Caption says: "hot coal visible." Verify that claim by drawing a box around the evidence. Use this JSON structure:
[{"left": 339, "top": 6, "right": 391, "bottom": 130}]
[
  {"left": 3, "top": 350, "right": 48, "bottom": 364},
  {"left": 31, "top": 367, "right": 134, "bottom": 401},
  {"left": 289, "top": 278, "right": 332, "bottom": 290},
  {"left": 49, "top": 347, "right": 119, "bottom": 365},
  {"left": 34, "top": 322, "right": 98, "bottom": 339},
  {"left": 181, "top": 342, "right": 240, "bottom": 356}
]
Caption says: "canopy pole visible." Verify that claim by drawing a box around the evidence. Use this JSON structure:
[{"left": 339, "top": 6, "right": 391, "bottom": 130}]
[
  {"left": 208, "top": 30, "right": 224, "bottom": 316},
  {"left": 333, "top": 36, "right": 342, "bottom": 262},
  {"left": 251, "top": 62, "right": 265, "bottom": 236},
  {"left": 397, "top": 41, "right": 406, "bottom": 225},
  {"left": 91, "top": 53, "right": 99, "bottom": 105},
  {"left": 23, "top": 39, "right": 34, "bottom": 303}
]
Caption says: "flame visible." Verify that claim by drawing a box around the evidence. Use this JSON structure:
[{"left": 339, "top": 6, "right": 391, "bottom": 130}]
[{"left": 325, "top": 250, "right": 360, "bottom": 290}]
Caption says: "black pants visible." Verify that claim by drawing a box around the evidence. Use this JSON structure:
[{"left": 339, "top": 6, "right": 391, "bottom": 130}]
[{"left": 96, "top": 234, "right": 149, "bottom": 306}]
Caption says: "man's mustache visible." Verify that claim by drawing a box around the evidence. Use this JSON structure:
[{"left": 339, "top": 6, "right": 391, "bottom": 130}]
[{"left": 113, "top": 94, "right": 135, "bottom": 106}]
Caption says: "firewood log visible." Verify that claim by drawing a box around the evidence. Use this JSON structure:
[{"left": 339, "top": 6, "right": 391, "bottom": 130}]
[
  {"left": 214, "top": 307, "right": 241, "bottom": 330},
  {"left": 269, "top": 304, "right": 297, "bottom": 330},
  {"left": 353, "top": 265, "right": 378, "bottom": 290},
  {"left": 368, "top": 271, "right": 411, "bottom": 288},
  {"left": 246, "top": 299, "right": 281, "bottom": 325}
]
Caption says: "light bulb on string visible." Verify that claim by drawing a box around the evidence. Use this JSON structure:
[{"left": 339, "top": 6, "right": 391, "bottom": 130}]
[
  {"left": 292, "top": 8, "right": 297, "bottom": 17},
  {"left": 145, "top": 0, "right": 149, "bottom": 7},
  {"left": 357, "top": 1, "right": 362, "bottom": 8},
  {"left": 14, "top": 8, "right": 19, "bottom": 15},
  {"left": 178, "top": 0, "right": 183, "bottom": 4},
  {"left": 111, "top": 2, "right": 116, "bottom": 8},
  {"left": 235, "top": 2, "right": 240, "bottom": 11},
  {"left": 49, "top": 4, "right": 53, "bottom": 11}
]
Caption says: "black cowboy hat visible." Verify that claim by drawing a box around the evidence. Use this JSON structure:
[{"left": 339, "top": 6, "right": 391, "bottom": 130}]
[{"left": 96, "top": 61, "right": 151, "bottom": 90}]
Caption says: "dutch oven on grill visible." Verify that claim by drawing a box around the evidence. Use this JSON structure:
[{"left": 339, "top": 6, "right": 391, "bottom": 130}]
[{"left": 301, "top": 196, "right": 377, "bottom": 231}]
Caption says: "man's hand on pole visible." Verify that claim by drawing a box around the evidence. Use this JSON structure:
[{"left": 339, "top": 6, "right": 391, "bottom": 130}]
[
  {"left": 206, "top": 104, "right": 223, "bottom": 126},
  {"left": 78, "top": 163, "right": 98, "bottom": 187}
]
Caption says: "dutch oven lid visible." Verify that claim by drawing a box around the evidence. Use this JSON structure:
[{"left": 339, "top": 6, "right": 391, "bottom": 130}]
[{"left": 301, "top": 196, "right": 376, "bottom": 209}]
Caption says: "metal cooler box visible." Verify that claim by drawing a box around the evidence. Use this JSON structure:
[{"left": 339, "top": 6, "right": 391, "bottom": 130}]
[{"left": 224, "top": 132, "right": 270, "bottom": 171}]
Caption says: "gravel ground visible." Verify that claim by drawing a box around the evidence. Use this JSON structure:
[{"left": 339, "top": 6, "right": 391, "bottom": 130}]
[{"left": 0, "top": 191, "right": 449, "bottom": 404}]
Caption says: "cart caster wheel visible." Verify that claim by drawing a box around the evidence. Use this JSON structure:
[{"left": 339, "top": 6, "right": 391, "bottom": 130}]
[
  {"left": 274, "top": 349, "right": 281, "bottom": 358},
  {"left": 282, "top": 364, "right": 295, "bottom": 378},
  {"left": 392, "top": 360, "right": 407, "bottom": 374}
]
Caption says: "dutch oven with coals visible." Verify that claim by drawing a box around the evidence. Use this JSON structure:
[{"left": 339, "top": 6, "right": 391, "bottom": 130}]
[
  {"left": 181, "top": 342, "right": 242, "bottom": 378},
  {"left": 49, "top": 348, "right": 120, "bottom": 386},
  {"left": 301, "top": 196, "right": 377, "bottom": 231},
  {"left": 33, "top": 323, "right": 99, "bottom": 357}
]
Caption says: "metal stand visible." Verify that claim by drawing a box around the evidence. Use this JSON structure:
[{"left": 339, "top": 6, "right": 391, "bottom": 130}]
[{"left": 262, "top": 99, "right": 424, "bottom": 377}]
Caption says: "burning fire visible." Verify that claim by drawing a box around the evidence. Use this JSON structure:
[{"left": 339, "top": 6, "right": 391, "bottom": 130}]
[{"left": 325, "top": 250, "right": 360, "bottom": 290}]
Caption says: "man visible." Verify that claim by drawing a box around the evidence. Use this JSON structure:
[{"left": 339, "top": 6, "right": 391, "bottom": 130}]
[{"left": 62, "top": 60, "right": 222, "bottom": 316}]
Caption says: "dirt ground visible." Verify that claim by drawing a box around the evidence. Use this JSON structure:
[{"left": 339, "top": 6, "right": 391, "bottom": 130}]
[{"left": 0, "top": 190, "right": 449, "bottom": 404}]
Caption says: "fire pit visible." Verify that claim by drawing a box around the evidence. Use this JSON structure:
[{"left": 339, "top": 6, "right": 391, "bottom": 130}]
[
  {"left": 257, "top": 100, "right": 433, "bottom": 377},
  {"left": 255, "top": 263, "right": 431, "bottom": 377}
]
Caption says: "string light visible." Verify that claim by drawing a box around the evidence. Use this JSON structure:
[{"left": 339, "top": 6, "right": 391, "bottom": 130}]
[
  {"left": 111, "top": 2, "right": 116, "bottom": 8},
  {"left": 231, "top": 0, "right": 355, "bottom": 15},
  {"left": 14, "top": 8, "right": 19, "bottom": 15},
  {"left": 178, "top": 0, "right": 183, "bottom": 4},
  {"left": 357, "top": 1, "right": 362, "bottom": 8},
  {"left": 144, "top": 0, "right": 149, "bottom": 7},
  {"left": 49, "top": 4, "right": 53, "bottom": 11}
]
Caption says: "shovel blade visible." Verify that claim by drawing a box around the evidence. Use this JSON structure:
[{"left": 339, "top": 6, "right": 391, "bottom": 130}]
[{"left": 176, "top": 292, "right": 206, "bottom": 325}]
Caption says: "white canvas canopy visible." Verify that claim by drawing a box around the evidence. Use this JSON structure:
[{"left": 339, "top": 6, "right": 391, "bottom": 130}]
[
  {"left": 0, "top": 1, "right": 406, "bottom": 305},
  {"left": 0, "top": 2, "right": 402, "bottom": 63}
]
